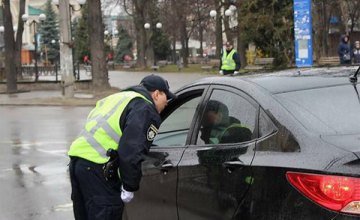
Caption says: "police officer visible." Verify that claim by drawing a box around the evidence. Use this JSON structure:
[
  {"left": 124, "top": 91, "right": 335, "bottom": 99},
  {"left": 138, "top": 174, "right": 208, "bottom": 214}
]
[
  {"left": 68, "top": 74, "right": 176, "bottom": 220},
  {"left": 219, "top": 41, "right": 241, "bottom": 76}
]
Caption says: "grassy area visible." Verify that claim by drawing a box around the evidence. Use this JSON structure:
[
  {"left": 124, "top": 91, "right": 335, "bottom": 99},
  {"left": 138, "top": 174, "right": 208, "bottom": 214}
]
[
  {"left": 157, "top": 64, "right": 217, "bottom": 73},
  {"left": 116, "top": 63, "right": 251, "bottom": 75},
  {"left": 116, "top": 64, "right": 217, "bottom": 74}
]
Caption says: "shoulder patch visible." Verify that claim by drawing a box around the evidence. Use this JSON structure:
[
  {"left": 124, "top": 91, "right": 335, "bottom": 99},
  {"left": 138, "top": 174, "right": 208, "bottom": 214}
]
[{"left": 147, "top": 124, "right": 158, "bottom": 141}]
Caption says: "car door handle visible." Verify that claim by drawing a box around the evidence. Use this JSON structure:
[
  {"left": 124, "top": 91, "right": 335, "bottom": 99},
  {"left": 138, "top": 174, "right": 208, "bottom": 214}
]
[
  {"left": 160, "top": 161, "right": 174, "bottom": 175},
  {"left": 161, "top": 162, "right": 174, "bottom": 169},
  {"left": 222, "top": 160, "right": 244, "bottom": 173}
]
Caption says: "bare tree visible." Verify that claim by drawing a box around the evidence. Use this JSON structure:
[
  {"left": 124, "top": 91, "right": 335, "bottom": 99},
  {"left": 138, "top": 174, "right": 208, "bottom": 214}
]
[
  {"left": 88, "top": 0, "right": 110, "bottom": 91},
  {"left": 14, "top": 0, "right": 25, "bottom": 80},
  {"left": 341, "top": 0, "right": 360, "bottom": 34},
  {"left": 160, "top": 0, "right": 178, "bottom": 62},
  {"left": 187, "top": 0, "right": 213, "bottom": 58},
  {"left": 2, "top": 0, "right": 25, "bottom": 93},
  {"left": 313, "top": 0, "right": 338, "bottom": 57},
  {"left": 121, "top": 0, "right": 148, "bottom": 69},
  {"left": 214, "top": 0, "right": 223, "bottom": 58}
]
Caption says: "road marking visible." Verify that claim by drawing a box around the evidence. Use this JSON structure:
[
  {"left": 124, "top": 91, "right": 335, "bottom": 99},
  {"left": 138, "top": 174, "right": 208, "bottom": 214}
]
[
  {"left": 53, "top": 203, "right": 73, "bottom": 212},
  {"left": 0, "top": 140, "right": 70, "bottom": 145}
]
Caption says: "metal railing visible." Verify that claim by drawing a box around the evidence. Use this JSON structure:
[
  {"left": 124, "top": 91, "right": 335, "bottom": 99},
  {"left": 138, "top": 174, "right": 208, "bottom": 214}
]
[{"left": 0, "top": 63, "right": 91, "bottom": 82}]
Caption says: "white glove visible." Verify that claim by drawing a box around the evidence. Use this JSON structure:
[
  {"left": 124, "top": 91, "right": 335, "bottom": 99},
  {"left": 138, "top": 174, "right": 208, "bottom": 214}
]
[
  {"left": 233, "top": 71, "right": 240, "bottom": 76},
  {"left": 219, "top": 70, "right": 224, "bottom": 75},
  {"left": 121, "top": 186, "right": 134, "bottom": 203}
]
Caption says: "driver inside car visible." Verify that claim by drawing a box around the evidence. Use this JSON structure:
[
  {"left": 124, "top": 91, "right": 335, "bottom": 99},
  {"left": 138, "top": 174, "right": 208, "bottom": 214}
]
[{"left": 200, "top": 100, "right": 252, "bottom": 144}]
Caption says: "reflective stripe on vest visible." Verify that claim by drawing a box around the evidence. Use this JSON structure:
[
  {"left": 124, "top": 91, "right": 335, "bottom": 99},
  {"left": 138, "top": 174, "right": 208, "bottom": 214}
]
[
  {"left": 68, "top": 91, "right": 151, "bottom": 163},
  {"left": 221, "top": 49, "right": 236, "bottom": 70}
]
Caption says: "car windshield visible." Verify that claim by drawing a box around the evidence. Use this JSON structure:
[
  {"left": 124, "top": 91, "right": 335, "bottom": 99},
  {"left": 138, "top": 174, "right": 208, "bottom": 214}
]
[{"left": 276, "top": 83, "right": 360, "bottom": 135}]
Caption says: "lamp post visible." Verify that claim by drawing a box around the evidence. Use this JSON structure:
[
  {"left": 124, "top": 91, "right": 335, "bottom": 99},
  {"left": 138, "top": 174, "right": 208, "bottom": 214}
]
[
  {"left": 104, "top": 29, "right": 118, "bottom": 62},
  {"left": 52, "top": 0, "right": 86, "bottom": 98},
  {"left": 209, "top": 5, "right": 237, "bottom": 57},
  {"left": 51, "top": 39, "right": 59, "bottom": 62},
  {"left": 0, "top": 26, "right": 4, "bottom": 80},
  {"left": 209, "top": 9, "right": 223, "bottom": 57},
  {"left": 144, "top": 22, "right": 162, "bottom": 67},
  {"left": 22, "top": 13, "right": 46, "bottom": 82}
]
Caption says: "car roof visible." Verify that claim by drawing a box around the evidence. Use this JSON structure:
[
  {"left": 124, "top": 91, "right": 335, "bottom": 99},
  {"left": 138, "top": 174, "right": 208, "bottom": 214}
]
[{"left": 190, "top": 66, "right": 358, "bottom": 94}]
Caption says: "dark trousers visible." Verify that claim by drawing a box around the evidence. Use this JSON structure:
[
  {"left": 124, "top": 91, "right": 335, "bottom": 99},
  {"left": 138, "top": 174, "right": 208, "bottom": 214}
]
[{"left": 69, "top": 157, "right": 123, "bottom": 220}]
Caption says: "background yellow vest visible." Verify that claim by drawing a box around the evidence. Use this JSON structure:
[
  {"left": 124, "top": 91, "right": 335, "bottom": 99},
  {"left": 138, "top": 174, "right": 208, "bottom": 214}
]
[{"left": 221, "top": 50, "right": 236, "bottom": 70}]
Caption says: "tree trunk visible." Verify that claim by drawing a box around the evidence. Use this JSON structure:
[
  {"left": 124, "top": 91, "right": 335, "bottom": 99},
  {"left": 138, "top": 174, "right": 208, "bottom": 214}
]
[
  {"left": 15, "top": 0, "right": 25, "bottom": 80},
  {"left": 133, "top": 0, "right": 147, "bottom": 69},
  {"left": 199, "top": 25, "right": 204, "bottom": 58},
  {"left": 321, "top": 1, "right": 329, "bottom": 56},
  {"left": 174, "top": 0, "right": 189, "bottom": 67},
  {"left": 214, "top": 0, "right": 223, "bottom": 58},
  {"left": 312, "top": 1, "right": 322, "bottom": 62},
  {"left": 172, "top": 38, "right": 176, "bottom": 63},
  {"left": 236, "top": 2, "right": 246, "bottom": 68},
  {"left": 2, "top": 0, "right": 17, "bottom": 93},
  {"left": 88, "top": 0, "right": 110, "bottom": 91},
  {"left": 180, "top": 21, "right": 188, "bottom": 67}
]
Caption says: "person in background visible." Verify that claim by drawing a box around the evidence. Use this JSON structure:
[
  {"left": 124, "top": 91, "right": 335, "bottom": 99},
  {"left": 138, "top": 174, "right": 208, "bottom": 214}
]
[
  {"left": 219, "top": 41, "right": 241, "bottom": 76},
  {"left": 83, "top": 55, "right": 91, "bottom": 65},
  {"left": 68, "top": 74, "right": 176, "bottom": 220},
  {"left": 352, "top": 41, "right": 360, "bottom": 65},
  {"left": 338, "top": 35, "right": 351, "bottom": 65}
]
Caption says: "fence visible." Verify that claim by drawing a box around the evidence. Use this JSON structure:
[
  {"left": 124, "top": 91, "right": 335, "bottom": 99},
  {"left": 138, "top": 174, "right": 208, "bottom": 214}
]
[{"left": 0, "top": 63, "right": 91, "bottom": 82}]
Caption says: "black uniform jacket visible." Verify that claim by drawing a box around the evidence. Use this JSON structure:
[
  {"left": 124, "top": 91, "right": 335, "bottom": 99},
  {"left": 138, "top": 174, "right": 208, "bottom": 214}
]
[{"left": 117, "top": 85, "right": 161, "bottom": 192}]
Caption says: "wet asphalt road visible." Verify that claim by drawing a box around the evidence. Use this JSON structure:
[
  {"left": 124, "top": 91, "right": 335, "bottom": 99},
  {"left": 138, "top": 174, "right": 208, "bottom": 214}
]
[
  {"left": 0, "top": 106, "right": 91, "bottom": 220},
  {"left": 0, "top": 71, "right": 214, "bottom": 220}
]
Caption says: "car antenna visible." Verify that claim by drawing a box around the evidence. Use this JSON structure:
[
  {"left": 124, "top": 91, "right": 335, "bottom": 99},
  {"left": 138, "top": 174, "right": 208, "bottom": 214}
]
[
  {"left": 352, "top": 81, "right": 360, "bottom": 104},
  {"left": 349, "top": 65, "right": 360, "bottom": 83},
  {"left": 349, "top": 66, "right": 360, "bottom": 103}
]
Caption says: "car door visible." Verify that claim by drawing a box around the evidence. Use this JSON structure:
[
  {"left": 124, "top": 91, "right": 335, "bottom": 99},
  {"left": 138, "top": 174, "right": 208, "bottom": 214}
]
[
  {"left": 124, "top": 86, "right": 207, "bottom": 220},
  {"left": 177, "top": 86, "right": 259, "bottom": 220}
]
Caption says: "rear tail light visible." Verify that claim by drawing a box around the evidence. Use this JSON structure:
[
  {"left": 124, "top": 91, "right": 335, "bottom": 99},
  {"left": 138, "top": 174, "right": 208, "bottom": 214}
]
[{"left": 286, "top": 171, "right": 360, "bottom": 215}]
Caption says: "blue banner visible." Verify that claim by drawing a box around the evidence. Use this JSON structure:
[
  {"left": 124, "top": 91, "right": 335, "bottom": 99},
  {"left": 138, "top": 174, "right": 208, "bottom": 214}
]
[{"left": 294, "top": 0, "right": 313, "bottom": 67}]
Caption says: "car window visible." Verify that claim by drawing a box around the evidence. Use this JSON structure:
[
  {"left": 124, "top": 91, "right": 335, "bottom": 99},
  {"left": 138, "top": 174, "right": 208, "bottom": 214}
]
[
  {"left": 153, "top": 95, "right": 202, "bottom": 147},
  {"left": 256, "top": 108, "right": 300, "bottom": 152},
  {"left": 196, "top": 89, "right": 257, "bottom": 145},
  {"left": 259, "top": 108, "right": 277, "bottom": 138}
]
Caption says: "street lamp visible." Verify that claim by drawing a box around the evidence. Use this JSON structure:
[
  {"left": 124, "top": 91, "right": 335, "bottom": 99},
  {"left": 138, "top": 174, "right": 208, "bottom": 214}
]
[
  {"left": 209, "top": 5, "right": 237, "bottom": 57},
  {"left": 52, "top": 0, "right": 86, "bottom": 97},
  {"left": 144, "top": 22, "right": 162, "bottom": 67},
  {"left": 104, "top": 29, "right": 118, "bottom": 51},
  {"left": 104, "top": 29, "right": 118, "bottom": 67},
  {"left": 0, "top": 26, "right": 4, "bottom": 79},
  {"left": 22, "top": 13, "right": 46, "bottom": 82}
]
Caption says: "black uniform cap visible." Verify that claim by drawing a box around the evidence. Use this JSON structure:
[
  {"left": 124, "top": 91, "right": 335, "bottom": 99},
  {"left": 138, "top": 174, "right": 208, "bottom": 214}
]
[{"left": 140, "top": 74, "right": 176, "bottom": 100}]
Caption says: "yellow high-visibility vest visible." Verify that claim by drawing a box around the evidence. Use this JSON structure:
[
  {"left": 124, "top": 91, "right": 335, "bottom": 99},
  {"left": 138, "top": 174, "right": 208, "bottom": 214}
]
[
  {"left": 68, "top": 91, "right": 151, "bottom": 164},
  {"left": 221, "top": 49, "right": 236, "bottom": 70}
]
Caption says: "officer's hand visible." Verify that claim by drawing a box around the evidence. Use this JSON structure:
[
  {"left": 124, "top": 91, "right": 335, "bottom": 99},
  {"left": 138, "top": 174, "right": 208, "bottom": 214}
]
[
  {"left": 219, "top": 70, "right": 224, "bottom": 75},
  {"left": 233, "top": 71, "right": 240, "bottom": 76},
  {"left": 121, "top": 186, "right": 134, "bottom": 203}
]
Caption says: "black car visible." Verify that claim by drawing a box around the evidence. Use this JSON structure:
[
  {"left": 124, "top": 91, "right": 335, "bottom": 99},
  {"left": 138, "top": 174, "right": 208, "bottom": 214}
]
[{"left": 124, "top": 68, "right": 360, "bottom": 220}]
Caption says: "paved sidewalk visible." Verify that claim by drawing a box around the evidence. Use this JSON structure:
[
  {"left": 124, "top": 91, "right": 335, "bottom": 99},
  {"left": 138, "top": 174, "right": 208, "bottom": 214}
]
[
  {"left": 0, "top": 90, "right": 102, "bottom": 106},
  {"left": 0, "top": 71, "right": 215, "bottom": 106}
]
